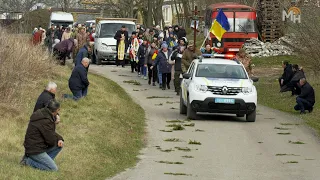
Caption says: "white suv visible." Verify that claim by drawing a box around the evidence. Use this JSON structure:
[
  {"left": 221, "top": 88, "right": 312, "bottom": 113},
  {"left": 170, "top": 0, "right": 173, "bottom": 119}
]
[{"left": 180, "top": 57, "right": 258, "bottom": 122}]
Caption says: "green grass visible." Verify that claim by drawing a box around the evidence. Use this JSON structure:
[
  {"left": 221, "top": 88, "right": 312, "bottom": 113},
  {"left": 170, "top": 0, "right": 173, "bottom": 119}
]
[
  {"left": 0, "top": 69, "right": 145, "bottom": 180},
  {"left": 277, "top": 132, "right": 291, "bottom": 135},
  {"left": 183, "top": 123, "right": 195, "bottom": 127},
  {"left": 181, "top": 155, "right": 194, "bottom": 158},
  {"left": 285, "top": 161, "right": 299, "bottom": 164},
  {"left": 174, "top": 147, "right": 191, "bottom": 152},
  {"left": 164, "top": 172, "right": 191, "bottom": 176},
  {"left": 253, "top": 55, "right": 320, "bottom": 134},
  {"left": 276, "top": 154, "right": 300, "bottom": 156},
  {"left": 188, "top": 140, "right": 201, "bottom": 145},
  {"left": 289, "top": 140, "right": 305, "bottom": 144},
  {"left": 156, "top": 161, "right": 183, "bottom": 164},
  {"left": 195, "top": 129, "right": 205, "bottom": 132},
  {"left": 123, "top": 80, "right": 141, "bottom": 86},
  {"left": 274, "top": 127, "right": 291, "bottom": 130},
  {"left": 164, "top": 138, "right": 182, "bottom": 142},
  {"left": 166, "top": 120, "right": 184, "bottom": 123}
]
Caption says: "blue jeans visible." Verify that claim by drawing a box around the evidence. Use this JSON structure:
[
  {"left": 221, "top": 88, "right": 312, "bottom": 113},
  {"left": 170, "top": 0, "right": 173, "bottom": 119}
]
[
  {"left": 71, "top": 86, "right": 88, "bottom": 100},
  {"left": 25, "top": 146, "right": 62, "bottom": 171},
  {"left": 157, "top": 65, "right": 162, "bottom": 84},
  {"left": 294, "top": 97, "right": 313, "bottom": 112}
]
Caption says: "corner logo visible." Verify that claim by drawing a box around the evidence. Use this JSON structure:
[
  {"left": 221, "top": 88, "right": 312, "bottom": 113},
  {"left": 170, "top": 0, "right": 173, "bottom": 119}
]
[{"left": 282, "top": 7, "right": 301, "bottom": 23}]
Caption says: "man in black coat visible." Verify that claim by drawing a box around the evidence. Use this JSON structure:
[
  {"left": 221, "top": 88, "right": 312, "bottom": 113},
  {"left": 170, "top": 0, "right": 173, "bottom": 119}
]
[
  {"left": 69, "top": 58, "right": 90, "bottom": 100},
  {"left": 114, "top": 25, "right": 129, "bottom": 67},
  {"left": 21, "top": 100, "right": 64, "bottom": 171},
  {"left": 279, "top": 61, "right": 293, "bottom": 89},
  {"left": 294, "top": 78, "right": 315, "bottom": 114},
  {"left": 280, "top": 64, "right": 305, "bottom": 95},
  {"left": 33, "top": 82, "right": 57, "bottom": 112}
]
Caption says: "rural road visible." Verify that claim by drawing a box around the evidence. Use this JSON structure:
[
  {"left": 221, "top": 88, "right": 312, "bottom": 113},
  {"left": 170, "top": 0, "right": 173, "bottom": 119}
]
[{"left": 90, "top": 65, "right": 320, "bottom": 180}]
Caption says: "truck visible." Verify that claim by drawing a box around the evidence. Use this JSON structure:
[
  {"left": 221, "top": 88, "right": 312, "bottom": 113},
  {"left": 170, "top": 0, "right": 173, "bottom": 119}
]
[
  {"left": 94, "top": 18, "right": 137, "bottom": 65},
  {"left": 49, "top": 12, "right": 74, "bottom": 28},
  {"left": 204, "top": 2, "right": 258, "bottom": 57}
]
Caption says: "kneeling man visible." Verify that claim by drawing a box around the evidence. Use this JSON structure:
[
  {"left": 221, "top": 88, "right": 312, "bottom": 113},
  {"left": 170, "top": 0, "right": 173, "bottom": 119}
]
[
  {"left": 294, "top": 78, "right": 315, "bottom": 114},
  {"left": 21, "top": 100, "right": 64, "bottom": 171}
]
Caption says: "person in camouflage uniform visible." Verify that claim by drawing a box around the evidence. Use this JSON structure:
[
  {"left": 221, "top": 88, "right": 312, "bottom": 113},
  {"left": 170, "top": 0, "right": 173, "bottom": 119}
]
[
  {"left": 181, "top": 40, "right": 201, "bottom": 73},
  {"left": 236, "top": 48, "right": 254, "bottom": 76}
]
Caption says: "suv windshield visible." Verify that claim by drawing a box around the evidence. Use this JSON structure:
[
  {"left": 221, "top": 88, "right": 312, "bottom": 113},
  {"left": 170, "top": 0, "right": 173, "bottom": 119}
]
[
  {"left": 196, "top": 64, "right": 248, "bottom": 79},
  {"left": 100, "top": 23, "right": 135, "bottom": 38}
]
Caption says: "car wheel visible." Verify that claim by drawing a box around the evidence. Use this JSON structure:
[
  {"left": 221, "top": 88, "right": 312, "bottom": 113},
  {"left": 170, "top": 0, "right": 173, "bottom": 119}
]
[
  {"left": 246, "top": 110, "right": 256, "bottom": 122},
  {"left": 187, "top": 97, "right": 197, "bottom": 120},
  {"left": 236, "top": 114, "right": 245, "bottom": 117},
  {"left": 180, "top": 91, "right": 187, "bottom": 115}
]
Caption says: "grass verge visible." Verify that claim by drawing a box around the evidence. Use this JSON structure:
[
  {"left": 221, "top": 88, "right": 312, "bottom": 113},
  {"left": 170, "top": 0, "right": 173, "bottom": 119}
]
[
  {"left": 0, "top": 33, "right": 145, "bottom": 179},
  {"left": 253, "top": 55, "right": 320, "bottom": 134},
  {"left": 0, "top": 70, "right": 145, "bottom": 180}
]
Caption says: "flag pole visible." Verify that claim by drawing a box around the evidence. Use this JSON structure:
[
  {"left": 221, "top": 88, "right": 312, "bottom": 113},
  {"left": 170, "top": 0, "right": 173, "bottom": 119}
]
[{"left": 200, "top": 30, "right": 210, "bottom": 50}]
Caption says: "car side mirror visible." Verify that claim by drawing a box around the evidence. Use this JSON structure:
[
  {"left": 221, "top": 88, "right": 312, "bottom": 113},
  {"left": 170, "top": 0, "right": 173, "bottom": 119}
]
[
  {"left": 183, "top": 73, "right": 191, "bottom": 79},
  {"left": 251, "top": 76, "right": 259, "bottom": 82}
]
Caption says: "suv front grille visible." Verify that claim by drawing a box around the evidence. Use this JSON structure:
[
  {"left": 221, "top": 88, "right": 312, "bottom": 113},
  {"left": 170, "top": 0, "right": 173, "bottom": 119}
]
[{"left": 207, "top": 86, "right": 242, "bottom": 95}]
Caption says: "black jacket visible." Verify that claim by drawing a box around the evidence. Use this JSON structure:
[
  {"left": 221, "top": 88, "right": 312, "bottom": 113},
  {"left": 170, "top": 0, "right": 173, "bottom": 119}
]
[
  {"left": 137, "top": 44, "right": 147, "bottom": 60},
  {"left": 114, "top": 30, "right": 129, "bottom": 51},
  {"left": 24, "top": 108, "right": 63, "bottom": 155},
  {"left": 281, "top": 64, "right": 293, "bottom": 83},
  {"left": 33, "top": 90, "right": 55, "bottom": 112},
  {"left": 299, "top": 82, "right": 315, "bottom": 105},
  {"left": 69, "top": 64, "right": 89, "bottom": 91},
  {"left": 171, "top": 49, "right": 182, "bottom": 72},
  {"left": 291, "top": 70, "right": 305, "bottom": 82}
]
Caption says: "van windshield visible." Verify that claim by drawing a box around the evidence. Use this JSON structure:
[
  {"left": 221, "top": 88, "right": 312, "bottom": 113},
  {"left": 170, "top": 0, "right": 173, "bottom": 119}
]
[
  {"left": 100, "top": 23, "right": 135, "bottom": 38},
  {"left": 51, "top": 21, "right": 73, "bottom": 28}
]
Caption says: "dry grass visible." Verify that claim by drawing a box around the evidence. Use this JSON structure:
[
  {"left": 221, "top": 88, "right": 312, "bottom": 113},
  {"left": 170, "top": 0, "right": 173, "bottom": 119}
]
[{"left": 0, "top": 32, "right": 145, "bottom": 180}]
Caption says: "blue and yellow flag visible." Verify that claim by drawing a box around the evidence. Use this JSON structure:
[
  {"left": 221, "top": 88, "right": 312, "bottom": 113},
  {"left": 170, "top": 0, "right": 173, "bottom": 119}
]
[{"left": 210, "top": 9, "right": 230, "bottom": 42}]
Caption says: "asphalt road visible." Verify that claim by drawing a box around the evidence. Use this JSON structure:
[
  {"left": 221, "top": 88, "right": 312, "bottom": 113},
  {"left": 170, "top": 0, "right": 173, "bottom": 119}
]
[{"left": 90, "top": 65, "right": 320, "bottom": 180}]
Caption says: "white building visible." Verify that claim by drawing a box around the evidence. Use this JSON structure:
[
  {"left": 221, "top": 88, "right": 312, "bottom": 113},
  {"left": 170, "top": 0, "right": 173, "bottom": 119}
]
[{"left": 162, "top": 0, "right": 184, "bottom": 26}]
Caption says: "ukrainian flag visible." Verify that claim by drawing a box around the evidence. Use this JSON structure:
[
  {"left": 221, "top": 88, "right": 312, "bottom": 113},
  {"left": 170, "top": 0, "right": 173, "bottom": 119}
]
[{"left": 210, "top": 9, "right": 230, "bottom": 42}]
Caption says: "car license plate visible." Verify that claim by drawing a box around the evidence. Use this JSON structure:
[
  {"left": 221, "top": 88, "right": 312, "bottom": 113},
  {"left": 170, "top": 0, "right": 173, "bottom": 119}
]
[
  {"left": 215, "top": 98, "right": 235, "bottom": 104},
  {"left": 229, "top": 48, "right": 239, "bottom": 52}
]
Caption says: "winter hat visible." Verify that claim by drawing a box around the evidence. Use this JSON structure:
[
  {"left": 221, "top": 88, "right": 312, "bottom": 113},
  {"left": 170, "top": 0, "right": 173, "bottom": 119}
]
[
  {"left": 188, "top": 40, "right": 194, "bottom": 47},
  {"left": 161, "top": 42, "right": 168, "bottom": 49}
]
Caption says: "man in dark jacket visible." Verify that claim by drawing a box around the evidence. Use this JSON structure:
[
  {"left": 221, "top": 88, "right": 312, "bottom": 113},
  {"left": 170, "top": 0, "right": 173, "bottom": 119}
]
[
  {"left": 75, "top": 43, "right": 92, "bottom": 68},
  {"left": 21, "top": 100, "right": 64, "bottom": 171},
  {"left": 33, "top": 82, "right": 57, "bottom": 112},
  {"left": 177, "top": 26, "right": 187, "bottom": 40},
  {"left": 279, "top": 61, "right": 293, "bottom": 89},
  {"left": 294, "top": 78, "right": 315, "bottom": 114},
  {"left": 281, "top": 64, "right": 305, "bottom": 95},
  {"left": 137, "top": 38, "right": 148, "bottom": 78},
  {"left": 69, "top": 58, "right": 90, "bottom": 100},
  {"left": 53, "top": 38, "right": 77, "bottom": 65},
  {"left": 114, "top": 25, "right": 129, "bottom": 67},
  {"left": 145, "top": 42, "right": 158, "bottom": 86},
  {"left": 170, "top": 45, "right": 185, "bottom": 95}
]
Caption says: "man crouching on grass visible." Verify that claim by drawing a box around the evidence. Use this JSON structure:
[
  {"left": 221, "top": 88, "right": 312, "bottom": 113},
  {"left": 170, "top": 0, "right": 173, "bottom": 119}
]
[{"left": 20, "top": 100, "right": 64, "bottom": 171}]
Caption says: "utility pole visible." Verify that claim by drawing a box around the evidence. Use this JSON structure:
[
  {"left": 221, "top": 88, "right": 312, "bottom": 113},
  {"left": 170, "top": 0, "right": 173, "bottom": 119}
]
[{"left": 190, "top": 6, "right": 203, "bottom": 52}]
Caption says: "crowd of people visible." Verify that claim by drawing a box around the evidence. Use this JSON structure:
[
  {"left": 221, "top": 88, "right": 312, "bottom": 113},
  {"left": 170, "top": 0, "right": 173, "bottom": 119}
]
[{"left": 279, "top": 61, "right": 315, "bottom": 114}]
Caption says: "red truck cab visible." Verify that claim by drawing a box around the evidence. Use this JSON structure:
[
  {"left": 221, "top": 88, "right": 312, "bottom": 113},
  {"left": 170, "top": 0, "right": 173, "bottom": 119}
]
[{"left": 205, "top": 3, "right": 258, "bottom": 56}]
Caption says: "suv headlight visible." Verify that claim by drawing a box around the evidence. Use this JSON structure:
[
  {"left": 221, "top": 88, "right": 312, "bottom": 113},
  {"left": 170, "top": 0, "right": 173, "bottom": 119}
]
[
  {"left": 195, "top": 84, "right": 208, "bottom": 93},
  {"left": 242, "top": 87, "right": 253, "bottom": 94}
]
